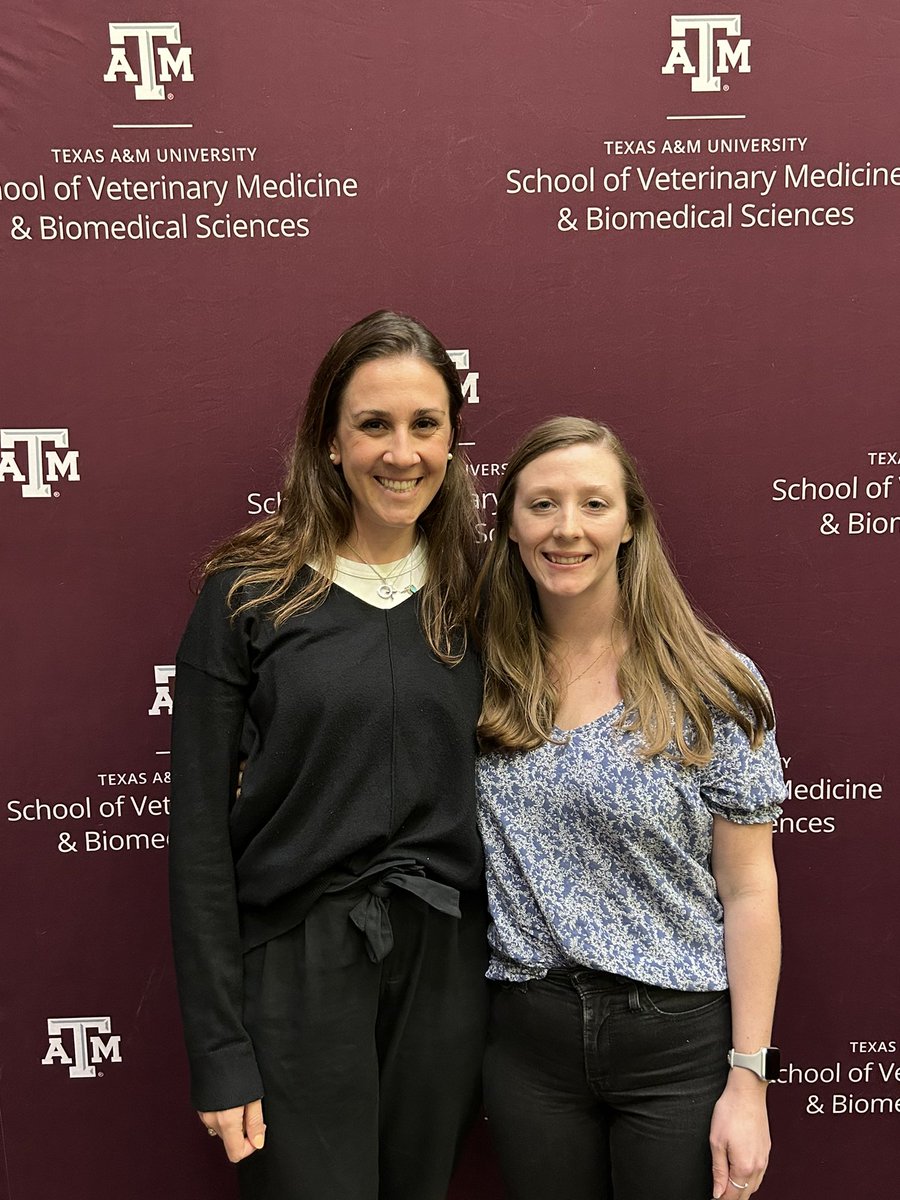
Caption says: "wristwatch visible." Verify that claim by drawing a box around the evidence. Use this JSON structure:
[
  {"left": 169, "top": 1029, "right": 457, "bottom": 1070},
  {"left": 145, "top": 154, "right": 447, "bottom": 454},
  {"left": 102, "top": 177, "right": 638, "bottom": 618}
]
[{"left": 727, "top": 1047, "right": 781, "bottom": 1082}]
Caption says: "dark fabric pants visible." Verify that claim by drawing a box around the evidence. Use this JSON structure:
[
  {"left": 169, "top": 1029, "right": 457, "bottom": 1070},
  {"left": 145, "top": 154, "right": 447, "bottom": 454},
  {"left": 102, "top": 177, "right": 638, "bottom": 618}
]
[
  {"left": 483, "top": 969, "right": 731, "bottom": 1200},
  {"left": 237, "top": 887, "right": 489, "bottom": 1200}
]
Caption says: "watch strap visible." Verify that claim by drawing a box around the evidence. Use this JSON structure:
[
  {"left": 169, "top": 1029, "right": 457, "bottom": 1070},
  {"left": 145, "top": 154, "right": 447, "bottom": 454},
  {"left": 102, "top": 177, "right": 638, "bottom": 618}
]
[{"left": 727, "top": 1046, "right": 781, "bottom": 1082}]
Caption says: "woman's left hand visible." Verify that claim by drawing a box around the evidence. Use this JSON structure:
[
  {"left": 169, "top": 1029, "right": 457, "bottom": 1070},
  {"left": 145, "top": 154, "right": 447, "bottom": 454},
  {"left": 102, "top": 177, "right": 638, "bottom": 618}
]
[{"left": 709, "top": 1072, "right": 771, "bottom": 1198}]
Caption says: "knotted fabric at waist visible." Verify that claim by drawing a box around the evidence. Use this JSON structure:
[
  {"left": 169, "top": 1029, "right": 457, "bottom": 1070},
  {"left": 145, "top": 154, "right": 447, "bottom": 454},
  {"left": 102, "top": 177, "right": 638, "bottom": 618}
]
[
  {"left": 327, "top": 858, "right": 461, "bottom": 963},
  {"left": 239, "top": 856, "right": 465, "bottom": 954}
]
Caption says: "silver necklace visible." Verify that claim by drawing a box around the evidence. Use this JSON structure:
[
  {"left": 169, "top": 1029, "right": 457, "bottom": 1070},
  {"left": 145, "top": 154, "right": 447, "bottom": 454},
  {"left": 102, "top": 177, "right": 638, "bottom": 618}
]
[{"left": 349, "top": 540, "right": 419, "bottom": 600}]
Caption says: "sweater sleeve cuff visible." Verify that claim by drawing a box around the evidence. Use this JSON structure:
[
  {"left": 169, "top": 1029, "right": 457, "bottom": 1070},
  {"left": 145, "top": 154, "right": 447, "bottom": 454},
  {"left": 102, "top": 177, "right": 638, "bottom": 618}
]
[{"left": 189, "top": 1041, "right": 265, "bottom": 1113}]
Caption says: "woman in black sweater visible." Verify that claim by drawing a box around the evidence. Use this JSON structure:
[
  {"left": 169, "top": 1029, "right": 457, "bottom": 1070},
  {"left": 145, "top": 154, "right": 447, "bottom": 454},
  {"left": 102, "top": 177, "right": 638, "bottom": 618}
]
[{"left": 169, "top": 311, "right": 488, "bottom": 1200}]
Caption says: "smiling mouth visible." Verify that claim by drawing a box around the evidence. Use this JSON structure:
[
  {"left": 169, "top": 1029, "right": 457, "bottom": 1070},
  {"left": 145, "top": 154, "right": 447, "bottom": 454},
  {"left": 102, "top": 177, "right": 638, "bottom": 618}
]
[
  {"left": 376, "top": 476, "right": 421, "bottom": 493},
  {"left": 544, "top": 553, "right": 590, "bottom": 565}
]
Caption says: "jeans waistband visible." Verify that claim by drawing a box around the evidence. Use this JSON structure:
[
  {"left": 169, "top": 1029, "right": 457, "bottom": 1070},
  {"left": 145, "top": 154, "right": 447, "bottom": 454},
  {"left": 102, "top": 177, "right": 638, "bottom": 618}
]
[{"left": 545, "top": 967, "right": 641, "bottom": 991}]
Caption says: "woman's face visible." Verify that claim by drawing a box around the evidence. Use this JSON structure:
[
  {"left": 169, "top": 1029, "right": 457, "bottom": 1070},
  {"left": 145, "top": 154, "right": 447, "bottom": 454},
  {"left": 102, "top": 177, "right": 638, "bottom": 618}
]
[
  {"left": 329, "top": 355, "right": 454, "bottom": 548},
  {"left": 508, "top": 441, "right": 632, "bottom": 609}
]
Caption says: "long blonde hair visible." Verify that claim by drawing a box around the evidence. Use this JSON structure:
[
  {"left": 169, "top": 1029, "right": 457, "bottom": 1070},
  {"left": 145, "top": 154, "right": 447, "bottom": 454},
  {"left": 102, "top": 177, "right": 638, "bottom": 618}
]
[
  {"left": 475, "top": 417, "right": 773, "bottom": 763},
  {"left": 204, "top": 311, "right": 480, "bottom": 663}
]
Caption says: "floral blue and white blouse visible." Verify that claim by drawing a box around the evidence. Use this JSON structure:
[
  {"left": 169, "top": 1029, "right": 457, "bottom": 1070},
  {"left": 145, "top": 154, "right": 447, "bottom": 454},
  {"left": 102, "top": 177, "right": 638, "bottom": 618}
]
[{"left": 476, "top": 669, "right": 785, "bottom": 991}]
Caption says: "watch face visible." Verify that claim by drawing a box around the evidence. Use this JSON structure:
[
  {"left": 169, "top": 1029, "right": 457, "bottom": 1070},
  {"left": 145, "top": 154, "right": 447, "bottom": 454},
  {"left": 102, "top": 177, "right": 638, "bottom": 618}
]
[{"left": 764, "top": 1047, "right": 782, "bottom": 1081}]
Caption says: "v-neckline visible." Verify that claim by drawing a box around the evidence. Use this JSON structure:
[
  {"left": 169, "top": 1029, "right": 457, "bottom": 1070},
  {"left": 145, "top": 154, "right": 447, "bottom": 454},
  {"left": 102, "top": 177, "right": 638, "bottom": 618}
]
[{"left": 552, "top": 700, "right": 624, "bottom": 736}]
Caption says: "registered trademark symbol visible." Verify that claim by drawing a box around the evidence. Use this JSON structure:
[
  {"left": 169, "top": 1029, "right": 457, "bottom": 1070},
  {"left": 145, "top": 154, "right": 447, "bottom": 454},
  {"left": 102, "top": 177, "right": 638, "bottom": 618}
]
[
  {"left": 98, "top": 1072, "right": 104, "bottom": 1077},
  {"left": 168, "top": 93, "right": 174, "bottom": 100},
  {"left": 53, "top": 491, "right": 60, "bottom": 498},
  {"left": 723, "top": 84, "right": 730, "bottom": 91}
]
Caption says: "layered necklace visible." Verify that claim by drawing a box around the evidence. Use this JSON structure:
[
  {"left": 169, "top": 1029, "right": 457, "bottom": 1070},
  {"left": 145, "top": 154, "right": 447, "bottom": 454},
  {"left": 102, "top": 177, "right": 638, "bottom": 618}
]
[{"left": 347, "top": 538, "right": 421, "bottom": 601}]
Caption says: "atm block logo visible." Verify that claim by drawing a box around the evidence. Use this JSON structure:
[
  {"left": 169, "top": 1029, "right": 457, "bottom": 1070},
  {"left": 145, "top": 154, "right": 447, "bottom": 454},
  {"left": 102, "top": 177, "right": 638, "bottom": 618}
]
[
  {"left": 42, "top": 1017, "right": 122, "bottom": 1078},
  {"left": 0, "top": 428, "right": 80, "bottom": 498},
  {"left": 149, "top": 664, "right": 176, "bottom": 716},
  {"left": 104, "top": 21, "right": 194, "bottom": 100},
  {"left": 661, "top": 15, "right": 751, "bottom": 92},
  {"left": 448, "top": 350, "right": 480, "bottom": 405}
]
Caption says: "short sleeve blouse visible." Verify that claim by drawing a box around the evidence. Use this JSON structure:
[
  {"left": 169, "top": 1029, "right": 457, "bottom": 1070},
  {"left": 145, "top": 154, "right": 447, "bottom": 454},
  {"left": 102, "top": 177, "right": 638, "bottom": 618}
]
[{"left": 476, "top": 662, "right": 785, "bottom": 990}]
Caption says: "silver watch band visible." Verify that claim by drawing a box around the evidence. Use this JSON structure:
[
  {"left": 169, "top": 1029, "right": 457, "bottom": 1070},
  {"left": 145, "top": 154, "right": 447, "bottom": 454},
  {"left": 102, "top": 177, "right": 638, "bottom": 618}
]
[{"left": 727, "top": 1046, "right": 780, "bottom": 1082}]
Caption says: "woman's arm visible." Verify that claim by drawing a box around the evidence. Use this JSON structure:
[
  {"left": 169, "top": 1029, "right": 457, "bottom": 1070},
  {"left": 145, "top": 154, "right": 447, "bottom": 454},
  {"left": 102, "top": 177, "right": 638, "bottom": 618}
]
[
  {"left": 170, "top": 660, "right": 265, "bottom": 1156},
  {"left": 709, "top": 816, "right": 781, "bottom": 1199}
]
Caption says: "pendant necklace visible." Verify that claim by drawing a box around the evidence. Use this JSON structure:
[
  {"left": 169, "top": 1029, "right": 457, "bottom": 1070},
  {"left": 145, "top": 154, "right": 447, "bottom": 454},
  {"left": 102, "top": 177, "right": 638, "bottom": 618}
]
[{"left": 349, "top": 539, "right": 420, "bottom": 600}]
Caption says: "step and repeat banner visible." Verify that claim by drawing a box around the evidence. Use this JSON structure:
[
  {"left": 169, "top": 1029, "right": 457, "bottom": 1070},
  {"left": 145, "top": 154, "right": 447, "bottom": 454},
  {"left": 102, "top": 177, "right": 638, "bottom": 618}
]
[{"left": 2, "top": 1, "right": 897, "bottom": 1196}]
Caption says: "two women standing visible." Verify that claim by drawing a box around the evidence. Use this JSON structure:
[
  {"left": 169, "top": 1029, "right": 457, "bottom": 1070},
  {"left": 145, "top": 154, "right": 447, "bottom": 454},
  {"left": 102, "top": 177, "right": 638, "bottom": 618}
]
[{"left": 170, "top": 317, "right": 783, "bottom": 1200}]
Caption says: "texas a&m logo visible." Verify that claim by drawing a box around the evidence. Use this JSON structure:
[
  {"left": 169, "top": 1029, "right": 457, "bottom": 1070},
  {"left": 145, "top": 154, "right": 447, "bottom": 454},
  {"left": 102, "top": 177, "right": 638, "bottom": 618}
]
[
  {"left": 42, "top": 1017, "right": 122, "bottom": 1078},
  {"left": 104, "top": 22, "right": 194, "bottom": 101},
  {"left": 661, "top": 15, "right": 751, "bottom": 92},
  {"left": 447, "top": 350, "right": 480, "bottom": 405},
  {"left": 149, "top": 664, "right": 176, "bottom": 716},
  {"left": 0, "top": 428, "right": 80, "bottom": 498}
]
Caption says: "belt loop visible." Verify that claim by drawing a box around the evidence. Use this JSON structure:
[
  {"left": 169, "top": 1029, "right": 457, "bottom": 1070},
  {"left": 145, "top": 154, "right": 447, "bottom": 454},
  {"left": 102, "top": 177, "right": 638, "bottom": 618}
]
[{"left": 628, "top": 982, "right": 641, "bottom": 1012}]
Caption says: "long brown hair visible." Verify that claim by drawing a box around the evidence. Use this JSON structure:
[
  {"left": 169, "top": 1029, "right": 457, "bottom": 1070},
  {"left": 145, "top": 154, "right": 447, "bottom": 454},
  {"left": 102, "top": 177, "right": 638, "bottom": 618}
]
[
  {"left": 476, "top": 417, "right": 773, "bottom": 763},
  {"left": 204, "top": 310, "right": 480, "bottom": 663}
]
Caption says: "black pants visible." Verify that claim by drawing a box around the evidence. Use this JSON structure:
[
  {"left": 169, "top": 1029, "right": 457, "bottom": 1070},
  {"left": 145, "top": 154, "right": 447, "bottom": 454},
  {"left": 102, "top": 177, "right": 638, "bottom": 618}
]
[
  {"left": 237, "top": 887, "right": 489, "bottom": 1200},
  {"left": 484, "top": 969, "right": 731, "bottom": 1200}
]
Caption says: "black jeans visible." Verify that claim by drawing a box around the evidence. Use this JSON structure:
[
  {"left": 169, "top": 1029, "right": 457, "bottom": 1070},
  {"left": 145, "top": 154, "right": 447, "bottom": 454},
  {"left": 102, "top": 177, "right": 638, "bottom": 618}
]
[{"left": 484, "top": 969, "right": 731, "bottom": 1200}]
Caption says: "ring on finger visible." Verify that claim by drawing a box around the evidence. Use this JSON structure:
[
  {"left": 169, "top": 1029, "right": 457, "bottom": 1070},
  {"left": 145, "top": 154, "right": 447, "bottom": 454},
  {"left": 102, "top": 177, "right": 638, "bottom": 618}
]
[{"left": 729, "top": 1180, "right": 750, "bottom": 1191}]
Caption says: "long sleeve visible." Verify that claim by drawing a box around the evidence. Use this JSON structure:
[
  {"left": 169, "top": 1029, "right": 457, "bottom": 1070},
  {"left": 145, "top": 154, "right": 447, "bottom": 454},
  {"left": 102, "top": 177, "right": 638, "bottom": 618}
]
[
  {"left": 169, "top": 575, "right": 264, "bottom": 1111},
  {"left": 168, "top": 568, "right": 484, "bottom": 1107}
]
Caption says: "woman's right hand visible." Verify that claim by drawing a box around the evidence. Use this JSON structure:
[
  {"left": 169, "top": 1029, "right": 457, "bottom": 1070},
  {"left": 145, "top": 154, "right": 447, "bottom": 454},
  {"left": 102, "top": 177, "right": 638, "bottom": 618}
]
[{"left": 199, "top": 1099, "right": 265, "bottom": 1162}]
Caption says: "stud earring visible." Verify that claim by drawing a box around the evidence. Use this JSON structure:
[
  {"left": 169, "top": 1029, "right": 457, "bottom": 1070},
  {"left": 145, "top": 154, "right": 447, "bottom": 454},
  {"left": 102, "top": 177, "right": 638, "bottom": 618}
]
[
  {"left": 329, "top": 452, "right": 337, "bottom": 462},
  {"left": 447, "top": 452, "right": 453, "bottom": 461}
]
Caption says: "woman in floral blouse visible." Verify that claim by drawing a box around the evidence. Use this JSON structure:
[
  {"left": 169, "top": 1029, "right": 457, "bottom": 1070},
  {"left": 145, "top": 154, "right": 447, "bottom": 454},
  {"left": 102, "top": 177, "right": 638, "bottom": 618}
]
[{"left": 475, "top": 417, "right": 784, "bottom": 1200}]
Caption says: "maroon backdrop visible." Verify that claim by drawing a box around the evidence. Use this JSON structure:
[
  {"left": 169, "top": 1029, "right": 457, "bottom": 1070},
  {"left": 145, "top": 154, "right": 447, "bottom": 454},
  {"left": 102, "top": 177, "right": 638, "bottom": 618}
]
[{"left": 3, "top": 2, "right": 898, "bottom": 1196}]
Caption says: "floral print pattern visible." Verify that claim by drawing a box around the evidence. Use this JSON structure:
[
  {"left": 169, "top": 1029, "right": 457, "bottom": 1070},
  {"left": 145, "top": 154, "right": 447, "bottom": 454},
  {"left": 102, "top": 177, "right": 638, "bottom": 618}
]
[{"left": 477, "top": 671, "right": 785, "bottom": 990}]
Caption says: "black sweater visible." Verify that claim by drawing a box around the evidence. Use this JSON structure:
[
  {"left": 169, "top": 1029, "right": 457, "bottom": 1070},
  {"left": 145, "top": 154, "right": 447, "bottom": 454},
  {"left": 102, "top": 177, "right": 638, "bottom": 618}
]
[{"left": 169, "top": 569, "right": 484, "bottom": 1111}]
